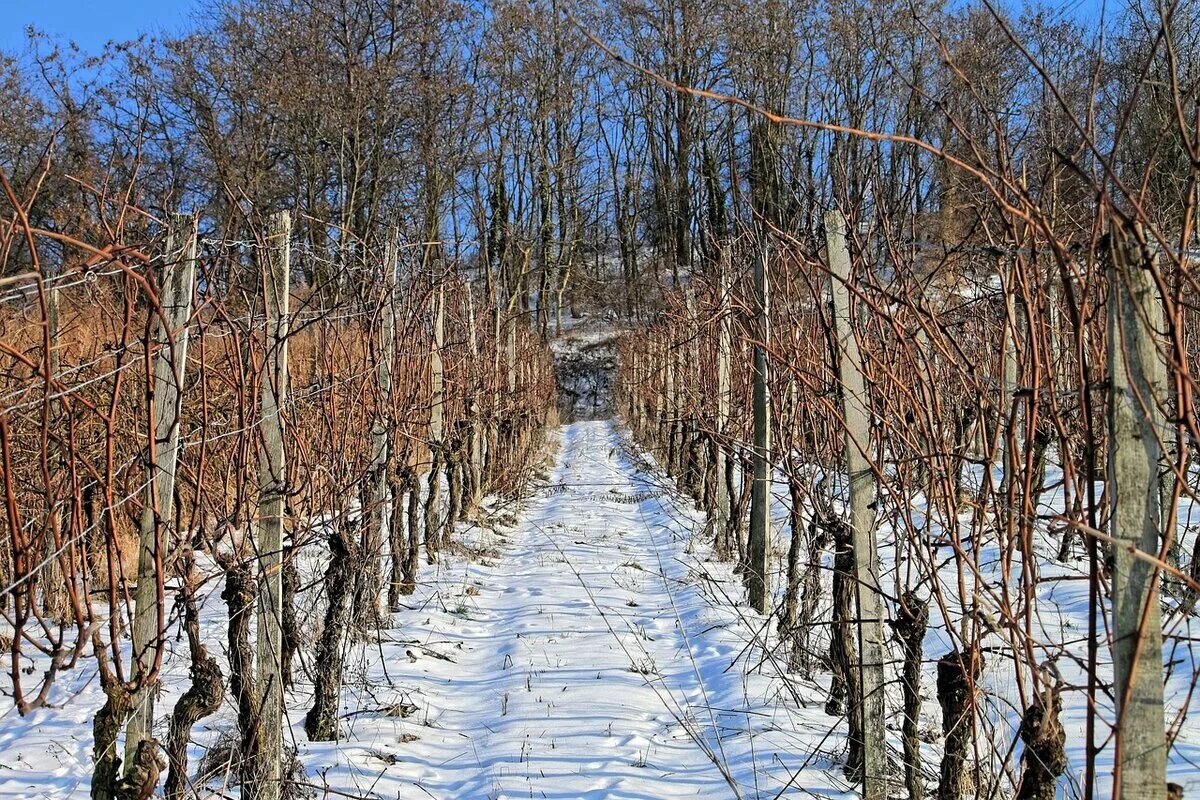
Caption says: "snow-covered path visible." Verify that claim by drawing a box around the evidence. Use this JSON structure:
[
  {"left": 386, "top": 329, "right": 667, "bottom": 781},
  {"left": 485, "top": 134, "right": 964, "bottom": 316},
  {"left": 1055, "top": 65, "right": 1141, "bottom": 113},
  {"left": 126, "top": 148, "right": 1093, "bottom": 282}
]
[{"left": 307, "top": 420, "right": 830, "bottom": 799}]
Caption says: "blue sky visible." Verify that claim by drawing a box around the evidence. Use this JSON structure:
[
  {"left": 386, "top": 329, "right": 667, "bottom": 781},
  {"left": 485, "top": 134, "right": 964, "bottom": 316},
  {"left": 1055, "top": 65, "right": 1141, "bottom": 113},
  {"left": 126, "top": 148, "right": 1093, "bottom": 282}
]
[
  {"left": 0, "top": 0, "right": 1111, "bottom": 58},
  {"left": 0, "top": 0, "right": 196, "bottom": 55}
]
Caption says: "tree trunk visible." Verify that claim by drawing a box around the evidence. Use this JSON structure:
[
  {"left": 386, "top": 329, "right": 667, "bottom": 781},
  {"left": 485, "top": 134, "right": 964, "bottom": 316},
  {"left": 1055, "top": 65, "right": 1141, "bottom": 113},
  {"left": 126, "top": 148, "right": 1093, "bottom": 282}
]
[
  {"left": 779, "top": 474, "right": 805, "bottom": 670},
  {"left": 795, "top": 514, "right": 830, "bottom": 677},
  {"left": 936, "top": 648, "right": 982, "bottom": 800},
  {"left": 164, "top": 550, "right": 224, "bottom": 800},
  {"left": 894, "top": 591, "right": 929, "bottom": 800},
  {"left": 827, "top": 518, "right": 863, "bottom": 780},
  {"left": 403, "top": 468, "right": 421, "bottom": 593},
  {"left": 306, "top": 523, "right": 358, "bottom": 741},
  {"left": 280, "top": 548, "right": 299, "bottom": 690},
  {"left": 387, "top": 475, "right": 407, "bottom": 610},
  {"left": 222, "top": 559, "right": 261, "bottom": 800},
  {"left": 425, "top": 447, "right": 443, "bottom": 563},
  {"left": 1016, "top": 678, "right": 1066, "bottom": 800},
  {"left": 91, "top": 645, "right": 134, "bottom": 800}
]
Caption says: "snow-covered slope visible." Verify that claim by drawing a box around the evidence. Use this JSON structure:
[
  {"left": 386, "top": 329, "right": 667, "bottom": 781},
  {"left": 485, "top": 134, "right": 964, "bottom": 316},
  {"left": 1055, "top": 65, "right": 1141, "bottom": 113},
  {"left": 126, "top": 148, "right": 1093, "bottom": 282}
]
[{"left": 551, "top": 320, "right": 622, "bottom": 421}]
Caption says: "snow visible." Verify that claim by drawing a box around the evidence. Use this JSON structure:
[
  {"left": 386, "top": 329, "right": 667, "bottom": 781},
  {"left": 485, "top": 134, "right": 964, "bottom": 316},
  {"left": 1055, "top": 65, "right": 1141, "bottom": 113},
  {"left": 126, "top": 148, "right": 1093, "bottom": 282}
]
[{"left": 0, "top": 421, "right": 845, "bottom": 799}]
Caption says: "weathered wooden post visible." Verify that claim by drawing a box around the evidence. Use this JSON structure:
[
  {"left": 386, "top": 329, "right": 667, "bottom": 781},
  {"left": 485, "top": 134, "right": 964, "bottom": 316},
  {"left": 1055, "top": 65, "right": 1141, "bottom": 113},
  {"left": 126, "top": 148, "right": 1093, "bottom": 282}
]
[
  {"left": 125, "top": 213, "right": 198, "bottom": 769},
  {"left": 683, "top": 280, "right": 702, "bottom": 496},
  {"left": 43, "top": 276, "right": 66, "bottom": 620},
  {"left": 424, "top": 271, "right": 446, "bottom": 557},
  {"left": 664, "top": 334, "right": 677, "bottom": 468},
  {"left": 1108, "top": 221, "right": 1167, "bottom": 798},
  {"left": 625, "top": 349, "right": 638, "bottom": 431},
  {"left": 255, "top": 210, "right": 291, "bottom": 800},
  {"left": 465, "top": 286, "right": 483, "bottom": 514},
  {"left": 506, "top": 292, "right": 518, "bottom": 396},
  {"left": 825, "top": 209, "right": 886, "bottom": 800},
  {"left": 747, "top": 242, "right": 771, "bottom": 614},
  {"left": 1141, "top": 245, "right": 1181, "bottom": 568},
  {"left": 1047, "top": 282, "right": 1062, "bottom": 378},
  {"left": 1000, "top": 278, "right": 1018, "bottom": 476},
  {"left": 358, "top": 237, "right": 398, "bottom": 625},
  {"left": 484, "top": 283, "right": 504, "bottom": 488},
  {"left": 715, "top": 245, "right": 733, "bottom": 558}
]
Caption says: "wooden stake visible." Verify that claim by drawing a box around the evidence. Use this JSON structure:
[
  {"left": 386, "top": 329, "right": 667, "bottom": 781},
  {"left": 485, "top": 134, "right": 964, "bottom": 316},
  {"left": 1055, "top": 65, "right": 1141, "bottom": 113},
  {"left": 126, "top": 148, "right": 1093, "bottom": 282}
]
[
  {"left": 1108, "top": 221, "right": 1167, "bottom": 798},
  {"left": 466, "top": 286, "right": 483, "bottom": 512},
  {"left": 359, "top": 237, "right": 398, "bottom": 624},
  {"left": 255, "top": 211, "right": 291, "bottom": 800},
  {"left": 125, "top": 213, "right": 198, "bottom": 769},
  {"left": 43, "top": 277, "right": 66, "bottom": 620},
  {"left": 747, "top": 242, "right": 771, "bottom": 614},
  {"left": 425, "top": 272, "right": 446, "bottom": 556},
  {"left": 825, "top": 209, "right": 887, "bottom": 800},
  {"left": 715, "top": 245, "right": 733, "bottom": 557}
]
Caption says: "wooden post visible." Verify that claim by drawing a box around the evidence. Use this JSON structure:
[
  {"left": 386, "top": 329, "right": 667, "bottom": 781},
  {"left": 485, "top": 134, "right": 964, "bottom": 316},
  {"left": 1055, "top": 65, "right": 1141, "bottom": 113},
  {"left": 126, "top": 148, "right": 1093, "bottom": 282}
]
[
  {"left": 255, "top": 211, "right": 291, "bottom": 800},
  {"left": 747, "top": 242, "right": 771, "bottom": 614},
  {"left": 43, "top": 278, "right": 66, "bottom": 620},
  {"left": 715, "top": 245, "right": 733, "bottom": 557},
  {"left": 432, "top": 275, "right": 445, "bottom": 438},
  {"left": 125, "top": 213, "right": 198, "bottom": 768},
  {"left": 465, "top": 286, "right": 483, "bottom": 512},
  {"left": 484, "top": 282, "right": 504, "bottom": 488},
  {"left": 1047, "top": 282, "right": 1062, "bottom": 377},
  {"left": 684, "top": 280, "right": 704, "bottom": 497},
  {"left": 1000, "top": 281, "right": 1018, "bottom": 473},
  {"left": 665, "top": 338, "right": 677, "bottom": 468},
  {"left": 653, "top": 341, "right": 665, "bottom": 447},
  {"left": 424, "top": 274, "right": 445, "bottom": 555},
  {"left": 1142, "top": 247, "right": 1180, "bottom": 567},
  {"left": 825, "top": 209, "right": 887, "bottom": 800},
  {"left": 1108, "top": 222, "right": 1167, "bottom": 798},
  {"left": 359, "top": 238, "right": 398, "bottom": 624},
  {"left": 506, "top": 299, "right": 517, "bottom": 395},
  {"left": 503, "top": 280, "right": 519, "bottom": 402}
]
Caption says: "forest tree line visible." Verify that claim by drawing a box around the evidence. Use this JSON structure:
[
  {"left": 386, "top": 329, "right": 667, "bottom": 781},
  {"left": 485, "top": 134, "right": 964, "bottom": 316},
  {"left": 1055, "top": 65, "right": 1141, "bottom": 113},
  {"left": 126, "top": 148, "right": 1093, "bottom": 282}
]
[{"left": 2, "top": 0, "right": 1195, "bottom": 310}]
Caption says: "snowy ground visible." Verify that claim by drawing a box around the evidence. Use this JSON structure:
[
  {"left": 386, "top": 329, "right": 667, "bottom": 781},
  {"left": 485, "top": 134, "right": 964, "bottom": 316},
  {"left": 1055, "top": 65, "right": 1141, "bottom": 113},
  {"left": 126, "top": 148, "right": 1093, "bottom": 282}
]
[
  {"left": 10, "top": 417, "right": 1193, "bottom": 798},
  {"left": 299, "top": 420, "right": 839, "bottom": 799},
  {"left": 0, "top": 421, "right": 846, "bottom": 799}
]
